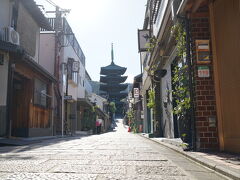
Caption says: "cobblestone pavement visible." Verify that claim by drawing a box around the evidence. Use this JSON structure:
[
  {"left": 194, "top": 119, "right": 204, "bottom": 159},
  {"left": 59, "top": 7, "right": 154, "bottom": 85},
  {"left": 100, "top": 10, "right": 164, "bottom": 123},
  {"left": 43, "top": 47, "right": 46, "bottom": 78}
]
[{"left": 0, "top": 119, "right": 230, "bottom": 180}]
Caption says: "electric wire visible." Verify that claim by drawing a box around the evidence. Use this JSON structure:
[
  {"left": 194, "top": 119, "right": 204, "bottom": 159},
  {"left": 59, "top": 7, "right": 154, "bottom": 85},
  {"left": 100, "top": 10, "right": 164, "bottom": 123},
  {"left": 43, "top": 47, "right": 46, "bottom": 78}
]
[{"left": 45, "top": 0, "right": 57, "bottom": 7}]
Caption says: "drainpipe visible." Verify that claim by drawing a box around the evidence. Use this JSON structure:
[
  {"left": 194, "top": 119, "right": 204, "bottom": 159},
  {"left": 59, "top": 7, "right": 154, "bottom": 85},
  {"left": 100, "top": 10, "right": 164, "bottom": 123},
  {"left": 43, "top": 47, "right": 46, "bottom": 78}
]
[
  {"left": 61, "top": 62, "right": 65, "bottom": 137},
  {"left": 183, "top": 15, "right": 196, "bottom": 151},
  {"left": 6, "top": 55, "right": 15, "bottom": 138},
  {"left": 51, "top": 83, "right": 55, "bottom": 136}
]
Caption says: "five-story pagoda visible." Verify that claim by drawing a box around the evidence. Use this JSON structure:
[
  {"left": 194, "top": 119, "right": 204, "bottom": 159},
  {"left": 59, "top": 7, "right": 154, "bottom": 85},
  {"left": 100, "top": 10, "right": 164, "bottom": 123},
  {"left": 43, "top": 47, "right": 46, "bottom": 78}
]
[{"left": 100, "top": 44, "right": 128, "bottom": 117}]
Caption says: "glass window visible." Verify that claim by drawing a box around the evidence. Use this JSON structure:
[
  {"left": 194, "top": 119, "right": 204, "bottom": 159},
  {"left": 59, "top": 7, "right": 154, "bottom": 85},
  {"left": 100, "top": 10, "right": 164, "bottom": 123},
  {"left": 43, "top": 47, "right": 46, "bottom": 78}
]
[{"left": 34, "top": 79, "right": 48, "bottom": 108}]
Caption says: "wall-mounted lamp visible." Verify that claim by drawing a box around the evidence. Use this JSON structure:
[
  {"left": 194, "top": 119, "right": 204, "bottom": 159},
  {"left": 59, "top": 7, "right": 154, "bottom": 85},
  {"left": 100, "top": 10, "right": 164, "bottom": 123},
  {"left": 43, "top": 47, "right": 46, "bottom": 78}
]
[{"left": 153, "top": 69, "right": 167, "bottom": 82}]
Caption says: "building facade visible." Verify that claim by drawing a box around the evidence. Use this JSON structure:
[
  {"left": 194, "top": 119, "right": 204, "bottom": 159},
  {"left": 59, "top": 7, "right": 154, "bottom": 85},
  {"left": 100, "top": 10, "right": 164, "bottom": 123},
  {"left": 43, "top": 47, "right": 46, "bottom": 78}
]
[
  {"left": 139, "top": 0, "right": 240, "bottom": 152},
  {"left": 0, "top": 0, "right": 55, "bottom": 137},
  {"left": 40, "top": 16, "right": 88, "bottom": 136}
]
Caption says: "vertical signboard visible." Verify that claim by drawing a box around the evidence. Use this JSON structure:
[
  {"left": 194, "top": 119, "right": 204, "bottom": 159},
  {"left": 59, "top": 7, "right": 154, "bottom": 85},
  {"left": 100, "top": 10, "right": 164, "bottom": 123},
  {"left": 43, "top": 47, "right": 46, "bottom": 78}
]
[
  {"left": 198, "top": 66, "right": 210, "bottom": 78},
  {"left": 138, "top": 29, "right": 150, "bottom": 52},
  {"left": 196, "top": 40, "right": 210, "bottom": 64},
  {"left": 134, "top": 88, "right": 139, "bottom": 98}
]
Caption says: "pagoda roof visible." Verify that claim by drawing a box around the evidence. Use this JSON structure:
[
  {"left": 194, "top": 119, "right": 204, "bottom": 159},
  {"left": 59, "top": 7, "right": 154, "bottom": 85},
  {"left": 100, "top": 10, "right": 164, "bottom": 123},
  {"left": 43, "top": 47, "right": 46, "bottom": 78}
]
[
  {"left": 109, "top": 92, "right": 128, "bottom": 97},
  {"left": 100, "top": 62, "right": 127, "bottom": 75},
  {"left": 109, "top": 92, "right": 128, "bottom": 99},
  {"left": 100, "top": 83, "right": 128, "bottom": 92},
  {"left": 100, "top": 75, "right": 127, "bottom": 84}
]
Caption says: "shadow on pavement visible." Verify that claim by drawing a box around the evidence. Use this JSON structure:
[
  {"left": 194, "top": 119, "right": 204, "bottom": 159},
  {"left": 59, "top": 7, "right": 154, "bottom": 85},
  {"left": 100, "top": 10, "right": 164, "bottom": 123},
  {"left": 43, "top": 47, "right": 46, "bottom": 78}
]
[{"left": 0, "top": 136, "right": 87, "bottom": 154}]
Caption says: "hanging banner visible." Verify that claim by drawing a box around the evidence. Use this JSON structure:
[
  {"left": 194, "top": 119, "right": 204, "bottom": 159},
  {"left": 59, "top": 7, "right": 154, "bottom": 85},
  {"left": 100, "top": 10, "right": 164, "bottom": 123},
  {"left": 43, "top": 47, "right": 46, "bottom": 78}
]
[{"left": 138, "top": 29, "right": 150, "bottom": 52}]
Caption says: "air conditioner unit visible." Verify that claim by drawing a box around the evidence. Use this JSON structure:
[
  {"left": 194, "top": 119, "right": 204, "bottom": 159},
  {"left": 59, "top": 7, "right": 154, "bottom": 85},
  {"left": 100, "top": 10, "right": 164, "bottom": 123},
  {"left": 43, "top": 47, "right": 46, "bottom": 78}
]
[{"left": 2, "top": 27, "right": 20, "bottom": 45}]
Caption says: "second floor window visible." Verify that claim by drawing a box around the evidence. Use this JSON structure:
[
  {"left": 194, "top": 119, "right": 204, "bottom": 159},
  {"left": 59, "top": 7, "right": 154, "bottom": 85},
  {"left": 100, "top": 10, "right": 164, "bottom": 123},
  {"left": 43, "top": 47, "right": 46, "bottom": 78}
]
[
  {"left": 34, "top": 78, "right": 48, "bottom": 108},
  {"left": 67, "top": 58, "right": 79, "bottom": 84}
]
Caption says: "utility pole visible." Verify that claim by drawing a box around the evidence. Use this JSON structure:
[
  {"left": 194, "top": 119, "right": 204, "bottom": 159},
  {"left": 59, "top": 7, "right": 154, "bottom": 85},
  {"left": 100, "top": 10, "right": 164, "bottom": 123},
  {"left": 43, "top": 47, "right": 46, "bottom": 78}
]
[{"left": 47, "top": 6, "right": 70, "bottom": 137}]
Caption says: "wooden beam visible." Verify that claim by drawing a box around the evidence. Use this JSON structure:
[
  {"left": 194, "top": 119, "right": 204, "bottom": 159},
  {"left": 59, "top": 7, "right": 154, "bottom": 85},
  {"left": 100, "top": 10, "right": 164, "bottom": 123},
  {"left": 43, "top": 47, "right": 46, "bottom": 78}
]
[
  {"left": 209, "top": 2, "right": 225, "bottom": 151},
  {"left": 192, "top": 0, "right": 206, "bottom": 12}
]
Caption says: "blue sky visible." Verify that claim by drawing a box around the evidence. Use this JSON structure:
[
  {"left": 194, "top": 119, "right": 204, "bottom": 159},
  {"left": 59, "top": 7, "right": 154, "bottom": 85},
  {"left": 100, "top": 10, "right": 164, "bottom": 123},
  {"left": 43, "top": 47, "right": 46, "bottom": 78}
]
[{"left": 35, "top": 0, "right": 147, "bottom": 82}]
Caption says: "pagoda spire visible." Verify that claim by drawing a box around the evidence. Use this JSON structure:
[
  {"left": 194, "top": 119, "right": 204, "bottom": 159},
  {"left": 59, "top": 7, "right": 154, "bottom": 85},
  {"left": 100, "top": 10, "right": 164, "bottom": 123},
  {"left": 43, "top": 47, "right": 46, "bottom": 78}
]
[{"left": 111, "top": 43, "right": 114, "bottom": 64}]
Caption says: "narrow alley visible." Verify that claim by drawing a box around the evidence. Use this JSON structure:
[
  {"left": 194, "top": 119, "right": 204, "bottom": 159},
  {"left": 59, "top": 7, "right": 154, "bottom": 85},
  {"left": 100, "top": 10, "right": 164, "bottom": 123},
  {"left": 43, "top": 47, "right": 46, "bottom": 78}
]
[{"left": 0, "top": 120, "right": 228, "bottom": 180}]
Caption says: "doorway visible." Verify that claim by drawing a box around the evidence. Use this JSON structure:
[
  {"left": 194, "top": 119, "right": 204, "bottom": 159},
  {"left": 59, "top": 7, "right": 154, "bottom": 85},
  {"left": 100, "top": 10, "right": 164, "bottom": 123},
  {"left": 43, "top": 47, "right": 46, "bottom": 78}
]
[{"left": 11, "top": 75, "right": 30, "bottom": 137}]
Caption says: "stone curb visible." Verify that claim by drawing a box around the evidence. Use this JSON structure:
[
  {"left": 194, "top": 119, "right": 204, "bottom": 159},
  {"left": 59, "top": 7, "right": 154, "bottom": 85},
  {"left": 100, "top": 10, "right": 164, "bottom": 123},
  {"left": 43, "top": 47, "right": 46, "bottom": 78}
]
[{"left": 138, "top": 134, "right": 240, "bottom": 180}]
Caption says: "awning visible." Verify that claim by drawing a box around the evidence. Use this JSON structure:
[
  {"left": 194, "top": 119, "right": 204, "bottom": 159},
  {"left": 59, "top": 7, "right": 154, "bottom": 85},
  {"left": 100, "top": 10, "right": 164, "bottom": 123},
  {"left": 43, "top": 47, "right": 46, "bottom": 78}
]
[
  {"left": 77, "top": 98, "right": 94, "bottom": 108},
  {"left": 0, "top": 40, "right": 57, "bottom": 83}
]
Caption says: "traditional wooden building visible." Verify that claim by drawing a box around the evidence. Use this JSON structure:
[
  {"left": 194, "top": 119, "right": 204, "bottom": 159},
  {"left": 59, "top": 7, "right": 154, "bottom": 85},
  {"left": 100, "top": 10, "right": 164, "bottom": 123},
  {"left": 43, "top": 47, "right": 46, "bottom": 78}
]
[{"left": 0, "top": 0, "right": 55, "bottom": 137}]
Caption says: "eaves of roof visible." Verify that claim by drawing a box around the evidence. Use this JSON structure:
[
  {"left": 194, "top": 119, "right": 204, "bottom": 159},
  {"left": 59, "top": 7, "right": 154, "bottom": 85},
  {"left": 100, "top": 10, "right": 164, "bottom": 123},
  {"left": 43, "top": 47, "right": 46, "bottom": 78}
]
[
  {"left": 21, "top": 53, "right": 57, "bottom": 83},
  {"left": 0, "top": 40, "right": 57, "bottom": 82}
]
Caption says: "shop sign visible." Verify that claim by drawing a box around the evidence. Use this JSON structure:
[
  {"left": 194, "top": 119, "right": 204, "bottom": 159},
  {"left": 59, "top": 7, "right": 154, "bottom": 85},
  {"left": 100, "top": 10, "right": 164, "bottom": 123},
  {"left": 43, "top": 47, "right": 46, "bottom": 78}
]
[
  {"left": 196, "top": 40, "right": 210, "bottom": 64},
  {"left": 138, "top": 29, "right": 150, "bottom": 52},
  {"left": 64, "top": 95, "right": 72, "bottom": 100},
  {"left": 134, "top": 88, "right": 139, "bottom": 98},
  {"left": 198, "top": 66, "right": 210, "bottom": 78}
]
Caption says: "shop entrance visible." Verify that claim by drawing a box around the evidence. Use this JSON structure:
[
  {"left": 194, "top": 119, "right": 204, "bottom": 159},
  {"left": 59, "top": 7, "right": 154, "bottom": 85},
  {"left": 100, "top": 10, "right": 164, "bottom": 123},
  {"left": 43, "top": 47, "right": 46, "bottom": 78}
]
[{"left": 11, "top": 74, "right": 30, "bottom": 137}]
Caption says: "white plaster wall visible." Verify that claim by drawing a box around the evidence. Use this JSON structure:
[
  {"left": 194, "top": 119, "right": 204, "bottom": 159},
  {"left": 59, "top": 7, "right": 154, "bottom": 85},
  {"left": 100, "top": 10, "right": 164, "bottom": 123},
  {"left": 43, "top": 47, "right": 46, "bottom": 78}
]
[
  {"left": 77, "top": 84, "right": 85, "bottom": 99},
  {"left": 68, "top": 84, "right": 78, "bottom": 101},
  {"left": 161, "top": 62, "right": 174, "bottom": 138},
  {"left": 0, "top": 52, "right": 9, "bottom": 106},
  {"left": 84, "top": 79, "right": 92, "bottom": 94},
  {"left": 62, "top": 37, "right": 86, "bottom": 100},
  {"left": 34, "top": 29, "right": 40, "bottom": 63},
  {"left": 0, "top": 0, "right": 11, "bottom": 29},
  {"left": 77, "top": 60, "right": 86, "bottom": 99},
  {"left": 39, "top": 33, "right": 55, "bottom": 75},
  {"left": 89, "top": 93, "right": 107, "bottom": 111}
]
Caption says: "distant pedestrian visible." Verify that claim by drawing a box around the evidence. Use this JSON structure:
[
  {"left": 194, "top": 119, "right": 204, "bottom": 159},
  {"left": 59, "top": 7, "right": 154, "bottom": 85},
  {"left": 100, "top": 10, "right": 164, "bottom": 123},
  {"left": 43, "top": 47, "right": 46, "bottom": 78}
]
[{"left": 96, "top": 118, "right": 102, "bottom": 134}]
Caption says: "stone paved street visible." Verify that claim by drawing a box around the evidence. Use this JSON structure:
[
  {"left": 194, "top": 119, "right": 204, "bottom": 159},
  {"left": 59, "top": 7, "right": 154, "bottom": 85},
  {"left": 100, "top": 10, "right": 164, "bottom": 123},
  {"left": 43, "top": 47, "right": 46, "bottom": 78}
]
[{"left": 0, "top": 120, "right": 230, "bottom": 180}]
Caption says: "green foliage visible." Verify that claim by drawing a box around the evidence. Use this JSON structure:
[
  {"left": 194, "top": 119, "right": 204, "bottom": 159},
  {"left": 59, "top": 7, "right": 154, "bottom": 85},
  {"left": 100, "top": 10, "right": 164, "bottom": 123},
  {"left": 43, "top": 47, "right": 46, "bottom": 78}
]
[
  {"left": 180, "top": 143, "right": 189, "bottom": 149},
  {"left": 171, "top": 22, "right": 191, "bottom": 116},
  {"left": 109, "top": 102, "right": 116, "bottom": 113},
  {"left": 145, "top": 36, "right": 158, "bottom": 52},
  {"left": 127, "top": 110, "right": 134, "bottom": 121},
  {"left": 147, "top": 89, "right": 155, "bottom": 109},
  {"left": 82, "top": 110, "right": 96, "bottom": 131},
  {"left": 181, "top": 133, "right": 187, "bottom": 138},
  {"left": 171, "top": 22, "right": 187, "bottom": 58},
  {"left": 132, "top": 124, "right": 138, "bottom": 133},
  {"left": 172, "top": 64, "right": 190, "bottom": 115},
  {"left": 127, "top": 110, "right": 138, "bottom": 133}
]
